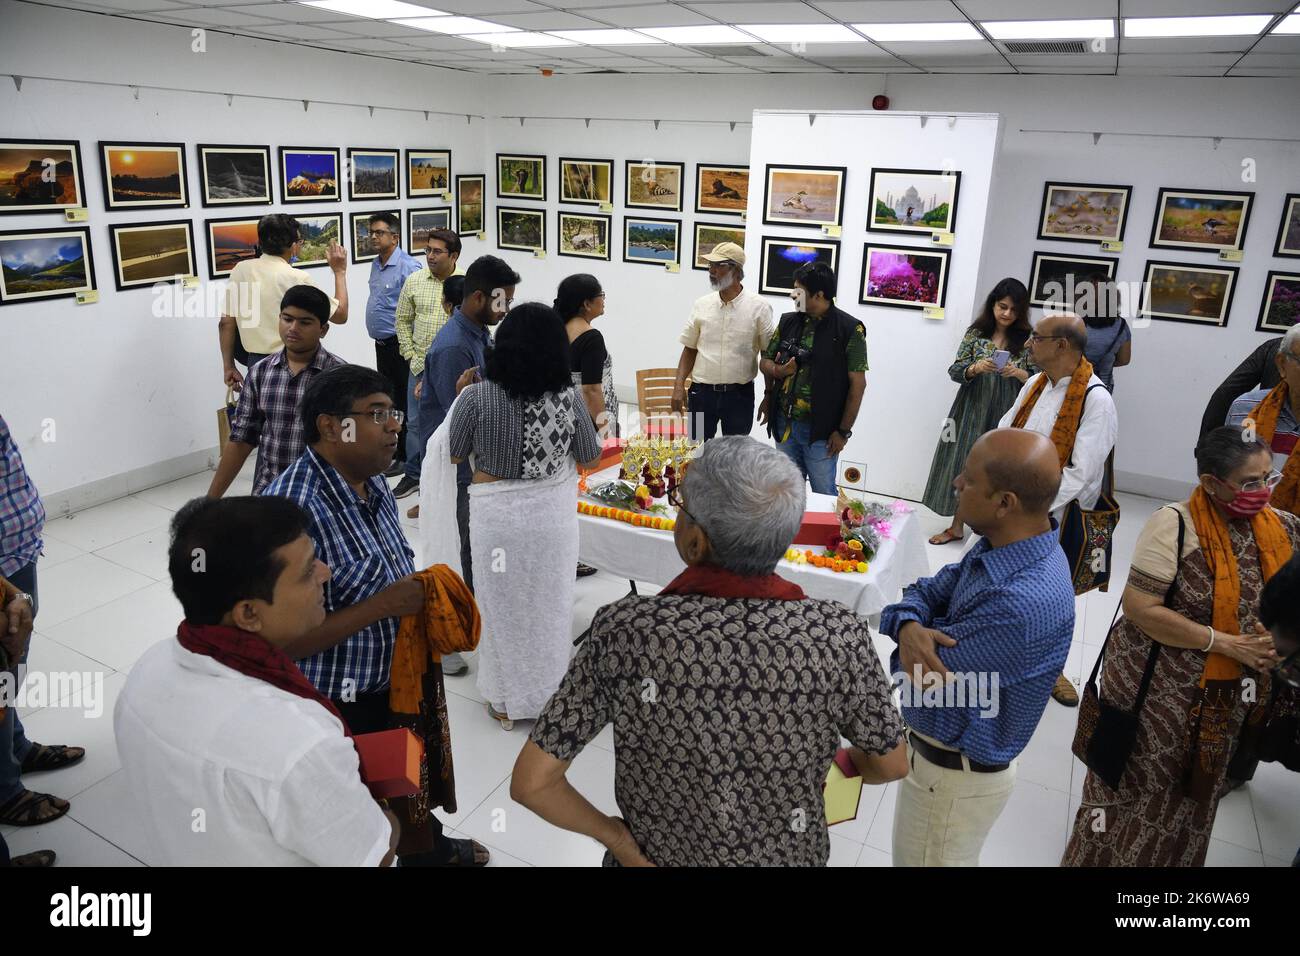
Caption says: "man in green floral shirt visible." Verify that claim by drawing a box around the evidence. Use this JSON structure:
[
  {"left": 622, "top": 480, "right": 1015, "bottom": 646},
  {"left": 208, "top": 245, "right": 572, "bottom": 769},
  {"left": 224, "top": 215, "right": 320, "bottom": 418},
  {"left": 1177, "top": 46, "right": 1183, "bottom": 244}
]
[{"left": 759, "top": 261, "right": 867, "bottom": 494}]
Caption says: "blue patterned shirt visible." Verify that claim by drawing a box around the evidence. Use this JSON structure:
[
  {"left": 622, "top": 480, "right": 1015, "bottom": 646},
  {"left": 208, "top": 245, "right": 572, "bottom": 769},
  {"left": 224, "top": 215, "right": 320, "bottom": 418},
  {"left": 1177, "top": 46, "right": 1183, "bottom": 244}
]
[
  {"left": 365, "top": 247, "right": 422, "bottom": 340},
  {"left": 0, "top": 414, "right": 45, "bottom": 578},
  {"left": 261, "top": 446, "right": 415, "bottom": 699},
  {"left": 880, "top": 527, "right": 1075, "bottom": 765}
]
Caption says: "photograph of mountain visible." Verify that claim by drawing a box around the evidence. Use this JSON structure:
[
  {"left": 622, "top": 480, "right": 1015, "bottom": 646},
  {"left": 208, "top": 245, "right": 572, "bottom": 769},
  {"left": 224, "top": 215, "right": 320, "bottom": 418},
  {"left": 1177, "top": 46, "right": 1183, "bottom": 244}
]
[
  {"left": 0, "top": 140, "right": 85, "bottom": 214},
  {"left": 294, "top": 214, "right": 342, "bottom": 268},
  {"left": 197, "top": 145, "right": 271, "bottom": 207},
  {"left": 0, "top": 226, "right": 95, "bottom": 304},
  {"left": 279, "top": 147, "right": 340, "bottom": 203},
  {"left": 348, "top": 148, "right": 399, "bottom": 200}
]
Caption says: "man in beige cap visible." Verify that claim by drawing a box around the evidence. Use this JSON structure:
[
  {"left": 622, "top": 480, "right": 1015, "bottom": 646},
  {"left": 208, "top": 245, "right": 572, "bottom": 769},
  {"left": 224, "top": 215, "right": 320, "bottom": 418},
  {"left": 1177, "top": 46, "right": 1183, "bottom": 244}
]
[{"left": 671, "top": 241, "right": 774, "bottom": 440}]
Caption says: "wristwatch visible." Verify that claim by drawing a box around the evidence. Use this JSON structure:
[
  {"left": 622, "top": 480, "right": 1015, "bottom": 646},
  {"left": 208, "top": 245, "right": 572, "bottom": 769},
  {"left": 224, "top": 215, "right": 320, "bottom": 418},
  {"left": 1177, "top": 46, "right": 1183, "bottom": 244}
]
[{"left": 835, "top": 428, "right": 853, "bottom": 440}]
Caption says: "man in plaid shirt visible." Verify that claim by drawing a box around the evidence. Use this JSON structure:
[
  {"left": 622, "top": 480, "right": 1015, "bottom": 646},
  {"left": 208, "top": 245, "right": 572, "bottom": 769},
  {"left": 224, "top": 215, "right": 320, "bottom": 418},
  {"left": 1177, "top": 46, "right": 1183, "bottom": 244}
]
[{"left": 209, "top": 286, "right": 345, "bottom": 496}]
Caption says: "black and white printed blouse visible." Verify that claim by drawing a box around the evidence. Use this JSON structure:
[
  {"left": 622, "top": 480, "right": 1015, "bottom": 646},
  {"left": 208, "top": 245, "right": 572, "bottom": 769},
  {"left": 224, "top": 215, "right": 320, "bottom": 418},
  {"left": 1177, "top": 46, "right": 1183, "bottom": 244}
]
[{"left": 449, "top": 379, "right": 602, "bottom": 480}]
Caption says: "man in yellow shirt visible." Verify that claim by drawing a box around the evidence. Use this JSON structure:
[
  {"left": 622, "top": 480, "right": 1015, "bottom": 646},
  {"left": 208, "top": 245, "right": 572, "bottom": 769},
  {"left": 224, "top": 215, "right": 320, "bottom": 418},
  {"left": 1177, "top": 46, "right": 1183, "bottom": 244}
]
[{"left": 220, "top": 214, "right": 349, "bottom": 391}]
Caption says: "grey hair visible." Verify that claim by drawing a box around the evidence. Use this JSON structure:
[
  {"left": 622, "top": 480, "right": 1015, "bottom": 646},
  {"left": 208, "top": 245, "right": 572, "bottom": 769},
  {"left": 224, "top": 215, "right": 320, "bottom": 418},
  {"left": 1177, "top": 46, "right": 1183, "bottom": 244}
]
[
  {"left": 682, "top": 436, "right": 806, "bottom": 576},
  {"left": 1282, "top": 324, "right": 1300, "bottom": 357}
]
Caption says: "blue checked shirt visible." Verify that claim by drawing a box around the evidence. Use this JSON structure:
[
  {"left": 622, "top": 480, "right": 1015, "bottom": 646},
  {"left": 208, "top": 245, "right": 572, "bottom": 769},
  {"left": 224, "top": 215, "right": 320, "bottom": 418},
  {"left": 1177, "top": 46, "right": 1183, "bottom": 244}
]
[
  {"left": 879, "top": 527, "right": 1075, "bottom": 765},
  {"left": 0, "top": 414, "right": 45, "bottom": 578},
  {"left": 366, "top": 247, "right": 422, "bottom": 340},
  {"left": 261, "top": 446, "right": 415, "bottom": 699}
]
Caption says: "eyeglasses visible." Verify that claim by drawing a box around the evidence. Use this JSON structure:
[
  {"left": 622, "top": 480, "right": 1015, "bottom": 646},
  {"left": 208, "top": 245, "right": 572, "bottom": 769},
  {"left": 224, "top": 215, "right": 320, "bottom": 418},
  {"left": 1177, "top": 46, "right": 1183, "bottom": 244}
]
[
  {"left": 369, "top": 229, "right": 394, "bottom": 238},
  {"left": 1222, "top": 470, "right": 1284, "bottom": 494},
  {"left": 343, "top": 407, "right": 404, "bottom": 426},
  {"left": 668, "top": 484, "right": 696, "bottom": 525},
  {"left": 1027, "top": 333, "right": 1065, "bottom": 343},
  {"left": 425, "top": 247, "right": 448, "bottom": 256}
]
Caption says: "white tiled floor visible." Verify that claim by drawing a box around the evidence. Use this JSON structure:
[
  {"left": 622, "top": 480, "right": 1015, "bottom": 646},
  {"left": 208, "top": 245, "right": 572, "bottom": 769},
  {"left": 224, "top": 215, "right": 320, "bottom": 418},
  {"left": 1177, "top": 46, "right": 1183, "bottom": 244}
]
[{"left": 6, "top": 472, "right": 1298, "bottom": 867}]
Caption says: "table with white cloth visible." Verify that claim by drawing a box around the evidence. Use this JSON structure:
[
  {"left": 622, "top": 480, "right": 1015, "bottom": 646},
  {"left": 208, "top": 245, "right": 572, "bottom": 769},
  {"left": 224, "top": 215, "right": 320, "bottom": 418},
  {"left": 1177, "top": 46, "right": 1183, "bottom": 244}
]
[{"left": 576, "top": 465, "right": 933, "bottom": 619}]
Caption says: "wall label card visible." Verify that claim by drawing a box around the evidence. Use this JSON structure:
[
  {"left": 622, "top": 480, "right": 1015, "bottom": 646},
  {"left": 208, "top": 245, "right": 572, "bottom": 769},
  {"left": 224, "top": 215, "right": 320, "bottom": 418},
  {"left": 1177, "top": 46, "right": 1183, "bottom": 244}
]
[
  {"left": 923, "top": 305, "right": 945, "bottom": 320},
  {"left": 75, "top": 290, "right": 99, "bottom": 305},
  {"left": 931, "top": 231, "right": 954, "bottom": 246},
  {"left": 666, "top": 262, "right": 680, "bottom": 273},
  {"left": 477, "top": 231, "right": 486, "bottom": 241},
  {"left": 822, "top": 225, "right": 842, "bottom": 238},
  {"left": 533, "top": 248, "right": 546, "bottom": 258},
  {"left": 1100, "top": 240, "right": 1124, "bottom": 252},
  {"left": 1219, "top": 248, "right": 1244, "bottom": 262},
  {"left": 600, "top": 201, "right": 613, "bottom": 212},
  {"left": 64, "top": 207, "right": 89, "bottom": 222},
  {"left": 182, "top": 275, "right": 200, "bottom": 288}
]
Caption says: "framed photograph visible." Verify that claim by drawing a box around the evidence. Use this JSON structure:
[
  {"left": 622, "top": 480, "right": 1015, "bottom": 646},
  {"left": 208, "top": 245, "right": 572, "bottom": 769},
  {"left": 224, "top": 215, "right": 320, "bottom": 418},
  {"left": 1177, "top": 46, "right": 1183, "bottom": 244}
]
[
  {"left": 760, "top": 236, "right": 839, "bottom": 296},
  {"left": 99, "top": 141, "right": 188, "bottom": 210},
  {"left": 859, "top": 244, "right": 950, "bottom": 311},
  {"left": 692, "top": 222, "right": 746, "bottom": 270},
  {"left": 497, "top": 154, "right": 545, "bottom": 202},
  {"left": 868, "top": 168, "right": 960, "bottom": 236},
  {"left": 558, "top": 212, "right": 611, "bottom": 261},
  {"left": 406, "top": 149, "right": 451, "bottom": 198},
  {"left": 0, "top": 226, "right": 95, "bottom": 306},
  {"left": 278, "top": 147, "right": 339, "bottom": 203},
  {"left": 1028, "top": 251, "right": 1119, "bottom": 309},
  {"left": 456, "top": 174, "right": 485, "bottom": 236},
  {"left": 107, "top": 219, "right": 196, "bottom": 291},
  {"left": 1257, "top": 270, "right": 1300, "bottom": 333},
  {"left": 0, "top": 139, "right": 86, "bottom": 215},
  {"left": 1037, "top": 182, "right": 1131, "bottom": 244},
  {"left": 497, "top": 206, "right": 545, "bottom": 252},
  {"left": 351, "top": 210, "right": 401, "bottom": 265},
  {"left": 204, "top": 216, "right": 260, "bottom": 279},
  {"left": 763, "top": 164, "right": 846, "bottom": 229},
  {"left": 559, "top": 158, "right": 613, "bottom": 206},
  {"left": 695, "top": 163, "right": 749, "bottom": 216},
  {"left": 1274, "top": 193, "right": 1300, "bottom": 259},
  {"left": 347, "top": 148, "right": 399, "bottom": 201},
  {"left": 623, "top": 217, "right": 680, "bottom": 266},
  {"left": 1150, "top": 188, "right": 1253, "bottom": 253},
  {"left": 625, "top": 160, "right": 684, "bottom": 212},
  {"left": 1139, "top": 260, "right": 1238, "bottom": 327},
  {"left": 196, "top": 144, "right": 271, "bottom": 208},
  {"left": 293, "top": 214, "right": 342, "bottom": 269},
  {"left": 408, "top": 208, "right": 452, "bottom": 252}
]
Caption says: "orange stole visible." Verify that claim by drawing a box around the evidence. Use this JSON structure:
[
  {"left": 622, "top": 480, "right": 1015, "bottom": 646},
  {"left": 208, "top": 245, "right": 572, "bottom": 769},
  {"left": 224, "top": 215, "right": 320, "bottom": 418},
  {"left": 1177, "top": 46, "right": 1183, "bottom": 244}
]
[
  {"left": 1010, "top": 357, "right": 1096, "bottom": 468},
  {"left": 391, "top": 564, "right": 481, "bottom": 714},
  {"left": 1248, "top": 382, "right": 1300, "bottom": 515}
]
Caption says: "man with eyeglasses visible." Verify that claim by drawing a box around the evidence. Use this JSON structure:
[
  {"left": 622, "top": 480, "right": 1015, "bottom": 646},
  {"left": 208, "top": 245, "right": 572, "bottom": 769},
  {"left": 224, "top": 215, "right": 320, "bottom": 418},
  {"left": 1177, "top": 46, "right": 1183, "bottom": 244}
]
[
  {"left": 260, "top": 364, "right": 491, "bottom": 867},
  {"left": 393, "top": 228, "right": 462, "bottom": 502},
  {"left": 364, "top": 213, "right": 422, "bottom": 485},
  {"left": 1227, "top": 324, "right": 1300, "bottom": 518},
  {"left": 220, "top": 213, "right": 348, "bottom": 392}
]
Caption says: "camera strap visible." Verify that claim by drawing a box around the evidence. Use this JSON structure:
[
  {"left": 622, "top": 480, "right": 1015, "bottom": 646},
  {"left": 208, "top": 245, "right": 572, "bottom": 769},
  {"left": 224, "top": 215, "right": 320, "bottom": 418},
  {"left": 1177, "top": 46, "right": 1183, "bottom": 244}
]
[{"left": 776, "top": 312, "right": 811, "bottom": 442}]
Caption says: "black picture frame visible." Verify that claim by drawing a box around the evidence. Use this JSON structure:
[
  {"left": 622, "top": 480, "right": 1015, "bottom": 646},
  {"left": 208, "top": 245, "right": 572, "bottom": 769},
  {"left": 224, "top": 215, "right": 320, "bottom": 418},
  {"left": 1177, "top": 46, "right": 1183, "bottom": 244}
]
[
  {"left": 1149, "top": 186, "right": 1254, "bottom": 254},
  {"left": 558, "top": 157, "right": 614, "bottom": 207},
  {"left": 1138, "top": 258, "right": 1239, "bottom": 328},
  {"left": 408, "top": 207, "right": 452, "bottom": 252},
  {"left": 762, "top": 163, "right": 846, "bottom": 229},
  {"left": 456, "top": 174, "right": 485, "bottom": 236},
  {"left": 623, "top": 216, "right": 681, "bottom": 266},
  {"left": 195, "top": 144, "right": 272, "bottom": 208},
  {"left": 204, "top": 215, "right": 261, "bottom": 280},
  {"left": 759, "top": 235, "right": 839, "bottom": 296},
  {"left": 867, "top": 167, "right": 961, "bottom": 237},
  {"left": 406, "top": 148, "right": 452, "bottom": 199},
  {"left": 692, "top": 222, "right": 746, "bottom": 270},
  {"left": 0, "top": 225, "right": 96, "bottom": 305},
  {"left": 277, "top": 146, "right": 341, "bottom": 204},
  {"left": 347, "top": 147, "right": 400, "bottom": 202},
  {"left": 107, "top": 218, "right": 196, "bottom": 292},
  {"left": 695, "top": 162, "right": 749, "bottom": 217},
  {"left": 1027, "top": 251, "right": 1119, "bottom": 309},
  {"left": 0, "top": 138, "right": 87, "bottom": 215},
  {"left": 292, "top": 213, "right": 344, "bottom": 269},
  {"left": 624, "top": 160, "right": 685, "bottom": 212},
  {"left": 497, "top": 206, "right": 546, "bottom": 252},
  {"left": 99, "top": 140, "right": 189, "bottom": 210},
  {"left": 557, "top": 211, "right": 612, "bottom": 261},
  {"left": 858, "top": 243, "right": 951, "bottom": 311},
  {"left": 1274, "top": 193, "right": 1300, "bottom": 259},
  {"left": 350, "top": 210, "right": 401, "bottom": 265},
  {"left": 497, "top": 154, "right": 546, "bottom": 202},
  {"left": 1036, "top": 181, "right": 1132, "bottom": 245},
  {"left": 1256, "top": 270, "right": 1300, "bottom": 333}
]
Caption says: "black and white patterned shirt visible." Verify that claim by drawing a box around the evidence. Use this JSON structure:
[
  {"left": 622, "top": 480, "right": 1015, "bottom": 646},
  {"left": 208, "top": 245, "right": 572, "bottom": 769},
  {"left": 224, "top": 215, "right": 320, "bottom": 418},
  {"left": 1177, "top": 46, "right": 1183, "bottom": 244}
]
[
  {"left": 449, "top": 380, "right": 601, "bottom": 480},
  {"left": 530, "top": 593, "right": 904, "bottom": 866}
]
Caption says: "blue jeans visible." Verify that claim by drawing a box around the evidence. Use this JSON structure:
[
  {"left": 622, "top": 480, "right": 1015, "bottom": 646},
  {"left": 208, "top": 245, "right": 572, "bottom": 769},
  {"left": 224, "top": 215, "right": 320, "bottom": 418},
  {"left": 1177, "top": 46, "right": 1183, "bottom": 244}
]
[
  {"left": 404, "top": 376, "right": 422, "bottom": 481},
  {"left": 772, "top": 415, "right": 838, "bottom": 495},
  {"left": 1, "top": 560, "right": 37, "bottom": 806}
]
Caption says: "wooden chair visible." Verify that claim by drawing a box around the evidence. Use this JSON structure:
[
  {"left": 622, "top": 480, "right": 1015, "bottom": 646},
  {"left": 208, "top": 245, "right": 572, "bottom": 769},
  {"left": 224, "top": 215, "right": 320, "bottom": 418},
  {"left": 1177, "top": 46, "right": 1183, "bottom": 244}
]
[{"left": 635, "top": 367, "right": 689, "bottom": 437}]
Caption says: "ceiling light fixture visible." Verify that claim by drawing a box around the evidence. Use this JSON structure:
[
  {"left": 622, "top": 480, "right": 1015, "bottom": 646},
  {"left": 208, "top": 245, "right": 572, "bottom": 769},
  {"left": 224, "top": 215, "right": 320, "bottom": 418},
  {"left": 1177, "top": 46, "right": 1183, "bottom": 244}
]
[
  {"left": 1122, "top": 15, "right": 1273, "bottom": 38},
  {"left": 546, "top": 29, "right": 665, "bottom": 45},
  {"left": 636, "top": 26, "right": 756, "bottom": 44},
  {"left": 981, "top": 19, "right": 1115, "bottom": 40},
  {"left": 1272, "top": 13, "right": 1300, "bottom": 34},
  {"left": 738, "top": 24, "right": 867, "bottom": 43},
  {"left": 464, "top": 31, "right": 577, "bottom": 47},
  {"left": 396, "top": 16, "right": 515, "bottom": 34},
  {"left": 299, "top": 0, "right": 442, "bottom": 19},
  {"left": 853, "top": 22, "right": 982, "bottom": 42}
]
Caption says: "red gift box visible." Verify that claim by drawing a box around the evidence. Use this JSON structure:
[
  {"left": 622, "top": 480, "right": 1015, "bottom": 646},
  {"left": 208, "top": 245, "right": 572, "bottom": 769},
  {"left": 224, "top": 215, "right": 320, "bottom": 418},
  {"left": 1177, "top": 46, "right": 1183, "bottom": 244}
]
[
  {"left": 793, "top": 510, "right": 840, "bottom": 546},
  {"left": 354, "top": 728, "right": 424, "bottom": 799}
]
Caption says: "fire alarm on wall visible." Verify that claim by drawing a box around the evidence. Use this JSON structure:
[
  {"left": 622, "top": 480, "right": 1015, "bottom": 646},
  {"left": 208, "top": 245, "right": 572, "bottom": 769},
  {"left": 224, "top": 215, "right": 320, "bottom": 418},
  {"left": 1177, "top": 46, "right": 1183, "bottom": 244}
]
[
  {"left": 872, "top": 94, "right": 890, "bottom": 111},
  {"left": 540, "top": 68, "right": 554, "bottom": 77}
]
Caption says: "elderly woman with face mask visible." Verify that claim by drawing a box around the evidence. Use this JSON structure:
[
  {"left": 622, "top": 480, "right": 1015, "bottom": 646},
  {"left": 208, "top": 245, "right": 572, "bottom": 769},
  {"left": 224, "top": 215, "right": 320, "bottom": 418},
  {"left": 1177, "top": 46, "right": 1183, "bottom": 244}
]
[{"left": 1064, "top": 426, "right": 1299, "bottom": 867}]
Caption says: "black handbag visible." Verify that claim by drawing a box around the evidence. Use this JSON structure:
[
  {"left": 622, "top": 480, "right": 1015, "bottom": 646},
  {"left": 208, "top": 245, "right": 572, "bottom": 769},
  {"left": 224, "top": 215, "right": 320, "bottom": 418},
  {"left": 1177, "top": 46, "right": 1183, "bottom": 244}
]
[
  {"left": 1058, "top": 385, "right": 1120, "bottom": 596},
  {"left": 1071, "top": 509, "right": 1183, "bottom": 791}
]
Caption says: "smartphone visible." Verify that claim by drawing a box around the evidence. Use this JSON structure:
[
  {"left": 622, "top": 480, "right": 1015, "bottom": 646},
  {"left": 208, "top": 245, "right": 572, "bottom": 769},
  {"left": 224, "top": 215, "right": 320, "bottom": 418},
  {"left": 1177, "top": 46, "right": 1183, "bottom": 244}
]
[{"left": 992, "top": 350, "right": 1010, "bottom": 370}]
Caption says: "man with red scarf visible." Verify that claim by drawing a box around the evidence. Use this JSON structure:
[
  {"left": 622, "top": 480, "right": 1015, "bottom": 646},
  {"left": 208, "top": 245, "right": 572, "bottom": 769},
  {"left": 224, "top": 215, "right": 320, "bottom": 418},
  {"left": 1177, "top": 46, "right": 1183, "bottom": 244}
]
[{"left": 114, "top": 496, "right": 400, "bottom": 866}]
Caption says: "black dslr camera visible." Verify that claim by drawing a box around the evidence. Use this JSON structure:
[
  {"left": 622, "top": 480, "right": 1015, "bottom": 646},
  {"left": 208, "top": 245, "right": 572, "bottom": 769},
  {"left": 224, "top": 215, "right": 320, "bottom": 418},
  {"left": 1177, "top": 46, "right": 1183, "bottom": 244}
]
[{"left": 773, "top": 338, "right": 811, "bottom": 368}]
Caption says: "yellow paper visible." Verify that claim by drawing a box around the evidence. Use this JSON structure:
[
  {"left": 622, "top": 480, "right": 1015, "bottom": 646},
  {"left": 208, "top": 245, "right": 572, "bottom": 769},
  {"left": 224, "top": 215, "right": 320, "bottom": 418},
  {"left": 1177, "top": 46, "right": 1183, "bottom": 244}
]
[
  {"left": 822, "top": 224, "right": 842, "bottom": 238},
  {"left": 599, "top": 201, "right": 613, "bottom": 212},
  {"left": 1219, "top": 248, "right": 1243, "bottom": 262},
  {"left": 63, "top": 207, "right": 89, "bottom": 222},
  {"left": 823, "top": 763, "right": 863, "bottom": 825},
  {"left": 740, "top": 211, "right": 747, "bottom": 222},
  {"left": 923, "top": 306, "right": 945, "bottom": 320},
  {"left": 1099, "top": 239, "right": 1124, "bottom": 252},
  {"left": 476, "top": 231, "right": 486, "bottom": 241},
  {"left": 439, "top": 190, "right": 451, "bottom": 201},
  {"left": 931, "top": 231, "right": 954, "bottom": 246},
  {"left": 75, "top": 289, "right": 99, "bottom": 305},
  {"left": 182, "top": 275, "right": 200, "bottom": 288},
  {"left": 666, "top": 262, "right": 680, "bottom": 273},
  {"left": 533, "top": 249, "right": 546, "bottom": 259}
]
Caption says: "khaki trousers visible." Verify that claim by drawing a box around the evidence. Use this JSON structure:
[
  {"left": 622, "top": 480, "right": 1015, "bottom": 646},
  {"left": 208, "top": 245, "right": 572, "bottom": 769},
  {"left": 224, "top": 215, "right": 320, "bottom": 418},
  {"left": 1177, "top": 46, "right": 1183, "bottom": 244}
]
[{"left": 891, "top": 729, "right": 1016, "bottom": 867}]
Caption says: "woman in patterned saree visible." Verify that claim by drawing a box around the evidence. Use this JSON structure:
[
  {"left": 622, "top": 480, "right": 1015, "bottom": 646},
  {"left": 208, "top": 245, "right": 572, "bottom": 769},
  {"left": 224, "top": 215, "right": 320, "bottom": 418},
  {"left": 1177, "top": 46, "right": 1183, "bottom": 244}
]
[
  {"left": 923, "top": 278, "right": 1036, "bottom": 545},
  {"left": 1063, "top": 427, "right": 1297, "bottom": 866}
]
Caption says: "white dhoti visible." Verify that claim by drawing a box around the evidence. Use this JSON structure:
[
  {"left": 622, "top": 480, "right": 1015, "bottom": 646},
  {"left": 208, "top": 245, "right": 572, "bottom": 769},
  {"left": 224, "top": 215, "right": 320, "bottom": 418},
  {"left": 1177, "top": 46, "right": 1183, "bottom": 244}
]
[{"left": 469, "top": 465, "right": 579, "bottom": 720}]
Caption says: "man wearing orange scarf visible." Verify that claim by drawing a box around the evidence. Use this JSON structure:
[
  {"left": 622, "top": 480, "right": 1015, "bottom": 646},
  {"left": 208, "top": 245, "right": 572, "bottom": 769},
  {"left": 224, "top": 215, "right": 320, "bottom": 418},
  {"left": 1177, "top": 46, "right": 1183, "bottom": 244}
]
[
  {"left": 1000, "top": 313, "right": 1118, "bottom": 705},
  {"left": 1227, "top": 324, "right": 1300, "bottom": 518}
]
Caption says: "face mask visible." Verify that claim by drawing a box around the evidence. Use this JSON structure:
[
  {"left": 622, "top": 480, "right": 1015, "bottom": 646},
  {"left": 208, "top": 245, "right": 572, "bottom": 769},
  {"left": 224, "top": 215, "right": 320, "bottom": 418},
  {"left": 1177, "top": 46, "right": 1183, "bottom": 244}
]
[{"left": 1221, "top": 484, "right": 1272, "bottom": 518}]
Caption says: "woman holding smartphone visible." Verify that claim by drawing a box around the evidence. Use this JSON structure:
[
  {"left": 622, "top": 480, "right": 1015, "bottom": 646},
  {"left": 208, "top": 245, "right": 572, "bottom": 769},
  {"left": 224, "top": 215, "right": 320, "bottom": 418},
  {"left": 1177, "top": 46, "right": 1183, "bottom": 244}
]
[{"left": 922, "top": 278, "right": 1036, "bottom": 545}]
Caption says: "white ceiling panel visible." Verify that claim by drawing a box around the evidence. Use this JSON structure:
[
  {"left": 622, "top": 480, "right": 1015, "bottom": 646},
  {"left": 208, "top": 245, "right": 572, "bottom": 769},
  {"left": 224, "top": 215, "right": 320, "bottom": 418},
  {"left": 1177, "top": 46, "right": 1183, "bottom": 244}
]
[
  {"left": 870, "top": 39, "right": 999, "bottom": 57},
  {"left": 216, "top": 3, "right": 365, "bottom": 24},
  {"left": 1233, "top": 51, "right": 1300, "bottom": 65},
  {"left": 813, "top": 1, "right": 962, "bottom": 22},
  {"left": 246, "top": 23, "right": 352, "bottom": 38},
  {"left": 487, "top": 11, "right": 607, "bottom": 29},
  {"left": 959, "top": 0, "right": 1118, "bottom": 17},
  {"left": 1253, "top": 35, "right": 1300, "bottom": 52},
  {"left": 1228, "top": 66, "right": 1300, "bottom": 74},
  {"left": 1116, "top": 66, "right": 1232, "bottom": 75},
  {"left": 56, "top": 0, "right": 187, "bottom": 10},
  {"left": 773, "top": 40, "right": 892, "bottom": 57},
  {"left": 1005, "top": 53, "right": 1114, "bottom": 65},
  {"left": 595, "top": 5, "right": 716, "bottom": 27},
  {"left": 1017, "top": 65, "right": 1116, "bottom": 72},
  {"left": 684, "top": 2, "right": 834, "bottom": 23},
  {"left": 427, "top": 0, "right": 555, "bottom": 13},
  {"left": 1123, "top": 0, "right": 1292, "bottom": 14},
  {"left": 1118, "top": 51, "right": 1242, "bottom": 65},
  {"left": 323, "top": 19, "right": 464, "bottom": 37},
  {"left": 164, "top": 9, "right": 283, "bottom": 28}
]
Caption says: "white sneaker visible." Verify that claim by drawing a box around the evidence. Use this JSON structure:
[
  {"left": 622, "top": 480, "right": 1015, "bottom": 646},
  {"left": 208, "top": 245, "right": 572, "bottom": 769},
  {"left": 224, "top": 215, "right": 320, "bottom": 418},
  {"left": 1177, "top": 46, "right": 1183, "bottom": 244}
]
[{"left": 442, "top": 652, "right": 468, "bottom": 676}]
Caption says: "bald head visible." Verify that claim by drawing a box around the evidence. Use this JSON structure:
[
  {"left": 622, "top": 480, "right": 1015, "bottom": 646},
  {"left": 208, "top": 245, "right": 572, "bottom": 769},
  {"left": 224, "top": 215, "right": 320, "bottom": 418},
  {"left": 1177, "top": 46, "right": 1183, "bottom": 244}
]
[
  {"left": 970, "top": 429, "right": 1063, "bottom": 517},
  {"left": 1036, "top": 312, "right": 1087, "bottom": 354}
]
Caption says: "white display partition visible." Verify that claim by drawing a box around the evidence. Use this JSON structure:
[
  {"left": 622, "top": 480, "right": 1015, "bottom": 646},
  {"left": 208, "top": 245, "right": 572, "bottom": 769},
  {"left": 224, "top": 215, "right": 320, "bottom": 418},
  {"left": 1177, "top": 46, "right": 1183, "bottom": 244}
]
[{"left": 747, "top": 109, "right": 1002, "bottom": 502}]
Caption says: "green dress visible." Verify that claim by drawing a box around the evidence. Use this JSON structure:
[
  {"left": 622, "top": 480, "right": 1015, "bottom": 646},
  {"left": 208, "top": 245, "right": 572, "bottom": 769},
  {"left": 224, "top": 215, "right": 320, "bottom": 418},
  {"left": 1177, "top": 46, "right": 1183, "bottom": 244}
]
[{"left": 921, "top": 329, "right": 1036, "bottom": 517}]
